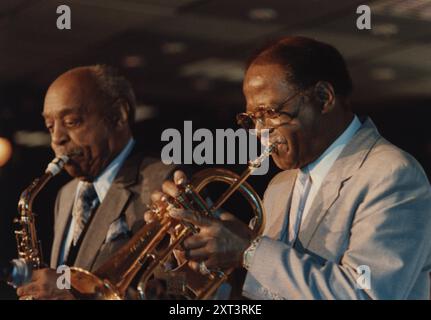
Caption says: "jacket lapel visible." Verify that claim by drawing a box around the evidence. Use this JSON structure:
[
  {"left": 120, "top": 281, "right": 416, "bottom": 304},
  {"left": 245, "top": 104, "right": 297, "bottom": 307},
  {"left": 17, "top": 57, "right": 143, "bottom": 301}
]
[
  {"left": 298, "top": 118, "right": 381, "bottom": 247},
  {"left": 265, "top": 170, "right": 297, "bottom": 240},
  {"left": 50, "top": 179, "right": 78, "bottom": 268},
  {"left": 73, "top": 152, "right": 142, "bottom": 270}
]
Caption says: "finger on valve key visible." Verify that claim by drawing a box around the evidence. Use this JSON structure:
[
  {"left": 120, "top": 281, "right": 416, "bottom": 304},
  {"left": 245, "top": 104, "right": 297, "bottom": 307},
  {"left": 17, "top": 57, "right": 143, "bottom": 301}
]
[
  {"left": 151, "top": 190, "right": 165, "bottom": 203},
  {"left": 162, "top": 180, "right": 181, "bottom": 198},
  {"left": 144, "top": 191, "right": 166, "bottom": 223},
  {"left": 161, "top": 170, "right": 188, "bottom": 199},
  {"left": 174, "top": 170, "right": 188, "bottom": 186}
]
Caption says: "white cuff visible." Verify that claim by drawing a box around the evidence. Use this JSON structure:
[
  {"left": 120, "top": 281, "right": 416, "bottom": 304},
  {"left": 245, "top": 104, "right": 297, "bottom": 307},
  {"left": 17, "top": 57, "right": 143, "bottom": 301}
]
[{"left": 242, "top": 236, "right": 262, "bottom": 270}]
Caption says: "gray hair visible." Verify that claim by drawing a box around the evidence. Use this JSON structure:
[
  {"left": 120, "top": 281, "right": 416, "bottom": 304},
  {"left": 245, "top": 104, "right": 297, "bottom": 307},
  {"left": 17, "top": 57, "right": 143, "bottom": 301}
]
[{"left": 88, "top": 64, "right": 136, "bottom": 129}]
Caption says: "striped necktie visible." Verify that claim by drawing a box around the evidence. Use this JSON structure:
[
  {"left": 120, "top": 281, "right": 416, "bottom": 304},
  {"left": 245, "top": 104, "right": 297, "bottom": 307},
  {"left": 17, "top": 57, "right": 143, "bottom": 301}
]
[{"left": 72, "top": 182, "right": 99, "bottom": 246}]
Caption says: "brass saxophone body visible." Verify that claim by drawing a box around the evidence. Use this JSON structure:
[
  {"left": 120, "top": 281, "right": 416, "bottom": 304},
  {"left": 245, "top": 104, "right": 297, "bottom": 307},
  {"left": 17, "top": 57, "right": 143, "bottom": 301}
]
[{"left": 11, "top": 154, "right": 72, "bottom": 287}]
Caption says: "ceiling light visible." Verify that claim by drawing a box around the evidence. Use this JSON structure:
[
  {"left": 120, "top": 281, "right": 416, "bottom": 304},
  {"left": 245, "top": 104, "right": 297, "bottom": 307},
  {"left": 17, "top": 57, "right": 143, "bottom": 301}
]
[
  {"left": 123, "top": 55, "right": 144, "bottom": 68},
  {"left": 161, "top": 42, "right": 187, "bottom": 55},
  {"left": 370, "top": 67, "right": 397, "bottom": 81},
  {"left": 371, "top": 23, "right": 399, "bottom": 37},
  {"left": 371, "top": 0, "right": 431, "bottom": 21},
  {"left": 135, "top": 104, "right": 157, "bottom": 122},
  {"left": 14, "top": 131, "right": 51, "bottom": 147},
  {"left": 248, "top": 8, "right": 278, "bottom": 21},
  {"left": 419, "top": 5, "right": 431, "bottom": 19},
  {"left": 180, "top": 58, "right": 244, "bottom": 83}
]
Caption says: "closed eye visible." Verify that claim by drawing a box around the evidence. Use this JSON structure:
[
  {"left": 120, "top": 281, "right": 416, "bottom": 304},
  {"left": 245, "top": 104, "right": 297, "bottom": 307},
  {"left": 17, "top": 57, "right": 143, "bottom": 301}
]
[{"left": 63, "top": 118, "right": 82, "bottom": 128}]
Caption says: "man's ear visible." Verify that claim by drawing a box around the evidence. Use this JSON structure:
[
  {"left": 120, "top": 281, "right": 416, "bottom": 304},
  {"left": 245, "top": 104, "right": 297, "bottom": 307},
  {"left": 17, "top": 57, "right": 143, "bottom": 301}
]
[
  {"left": 116, "top": 99, "right": 130, "bottom": 128},
  {"left": 314, "top": 81, "right": 335, "bottom": 114}
]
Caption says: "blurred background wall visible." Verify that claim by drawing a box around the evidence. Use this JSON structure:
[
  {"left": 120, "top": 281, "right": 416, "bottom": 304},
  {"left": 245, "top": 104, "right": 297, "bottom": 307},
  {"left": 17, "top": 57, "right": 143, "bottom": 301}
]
[{"left": 1, "top": 0, "right": 430, "bottom": 298}]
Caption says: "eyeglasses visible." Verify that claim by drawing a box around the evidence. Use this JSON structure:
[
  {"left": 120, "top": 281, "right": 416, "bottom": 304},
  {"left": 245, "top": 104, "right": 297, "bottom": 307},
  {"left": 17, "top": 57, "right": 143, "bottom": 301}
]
[{"left": 236, "top": 90, "right": 304, "bottom": 130}]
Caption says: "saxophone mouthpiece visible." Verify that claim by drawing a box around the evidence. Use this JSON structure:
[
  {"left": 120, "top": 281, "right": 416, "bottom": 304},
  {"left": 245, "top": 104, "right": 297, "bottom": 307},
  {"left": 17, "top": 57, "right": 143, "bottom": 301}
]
[{"left": 45, "top": 150, "right": 83, "bottom": 175}]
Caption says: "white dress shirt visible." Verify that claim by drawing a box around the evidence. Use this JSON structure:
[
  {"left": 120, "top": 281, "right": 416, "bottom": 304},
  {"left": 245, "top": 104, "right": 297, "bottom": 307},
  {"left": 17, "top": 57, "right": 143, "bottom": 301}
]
[
  {"left": 59, "top": 138, "right": 135, "bottom": 265},
  {"left": 286, "top": 115, "right": 361, "bottom": 242}
]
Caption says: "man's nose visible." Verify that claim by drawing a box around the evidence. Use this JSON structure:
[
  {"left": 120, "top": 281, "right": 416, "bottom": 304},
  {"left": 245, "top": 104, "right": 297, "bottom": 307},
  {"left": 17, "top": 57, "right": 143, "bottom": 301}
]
[
  {"left": 255, "top": 118, "right": 272, "bottom": 134},
  {"left": 254, "top": 123, "right": 270, "bottom": 145},
  {"left": 51, "top": 124, "right": 69, "bottom": 146}
]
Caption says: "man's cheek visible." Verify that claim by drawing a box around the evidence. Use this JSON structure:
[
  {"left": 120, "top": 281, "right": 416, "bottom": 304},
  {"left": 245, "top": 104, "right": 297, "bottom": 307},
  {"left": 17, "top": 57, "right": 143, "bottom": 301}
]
[{"left": 69, "top": 132, "right": 90, "bottom": 149}]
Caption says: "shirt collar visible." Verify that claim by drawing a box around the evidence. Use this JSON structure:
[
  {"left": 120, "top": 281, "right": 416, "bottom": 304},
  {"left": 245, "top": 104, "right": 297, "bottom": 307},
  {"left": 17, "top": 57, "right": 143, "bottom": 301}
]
[
  {"left": 84, "top": 138, "right": 135, "bottom": 203},
  {"left": 302, "top": 115, "right": 361, "bottom": 186}
]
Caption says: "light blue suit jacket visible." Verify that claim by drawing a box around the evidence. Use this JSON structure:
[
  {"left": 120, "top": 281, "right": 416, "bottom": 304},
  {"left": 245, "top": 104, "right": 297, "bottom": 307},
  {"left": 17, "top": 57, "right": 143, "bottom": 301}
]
[{"left": 243, "top": 118, "right": 431, "bottom": 299}]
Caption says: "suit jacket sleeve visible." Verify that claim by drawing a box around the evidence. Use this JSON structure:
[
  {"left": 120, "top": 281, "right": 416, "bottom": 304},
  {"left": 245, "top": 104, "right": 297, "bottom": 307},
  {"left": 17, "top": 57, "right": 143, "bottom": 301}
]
[{"left": 243, "top": 160, "right": 431, "bottom": 299}]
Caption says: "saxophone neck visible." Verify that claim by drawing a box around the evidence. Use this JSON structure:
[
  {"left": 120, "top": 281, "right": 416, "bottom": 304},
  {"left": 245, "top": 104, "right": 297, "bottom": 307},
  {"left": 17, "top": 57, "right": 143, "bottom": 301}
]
[
  {"left": 17, "top": 173, "right": 52, "bottom": 215},
  {"left": 17, "top": 153, "right": 74, "bottom": 214}
]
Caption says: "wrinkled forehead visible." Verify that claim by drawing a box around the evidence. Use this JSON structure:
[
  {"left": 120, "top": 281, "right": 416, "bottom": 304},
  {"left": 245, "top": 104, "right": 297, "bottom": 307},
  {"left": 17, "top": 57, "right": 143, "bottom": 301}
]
[
  {"left": 42, "top": 72, "right": 100, "bottom": 118},
  {"left": 244, "top": 63, "right": 294, "bottom": 90},
  {"left": 243, "top": 63, "right": 295, "bottom": 107}
]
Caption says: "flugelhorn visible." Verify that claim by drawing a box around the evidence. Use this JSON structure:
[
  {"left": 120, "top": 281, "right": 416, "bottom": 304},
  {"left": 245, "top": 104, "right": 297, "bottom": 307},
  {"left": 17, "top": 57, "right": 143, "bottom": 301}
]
[{"left": 66, "top": 142, "right": 279, "bottom": 300}]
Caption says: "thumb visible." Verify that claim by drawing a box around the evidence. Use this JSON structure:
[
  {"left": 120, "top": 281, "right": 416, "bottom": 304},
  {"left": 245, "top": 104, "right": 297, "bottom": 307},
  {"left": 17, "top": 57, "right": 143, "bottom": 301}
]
[
  {"left": 219, "top": 212, "right": 239, "bottom": 222},
  {"left": 143, "top": 210, "right": 156, "bottom": 223},
  {"left": 168, "top": 208, "right": 212, "bottom": 227}
]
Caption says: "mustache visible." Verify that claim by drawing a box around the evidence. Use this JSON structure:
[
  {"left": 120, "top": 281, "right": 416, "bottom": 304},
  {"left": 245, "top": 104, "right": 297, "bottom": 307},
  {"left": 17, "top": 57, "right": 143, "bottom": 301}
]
[
  {"left": 54, "top": 148, "right": 84, "bottom": 159},
  {"left": 66, "top": 149, "right": 83, "bottom": 157},
  {"left": 257, "top": 128, "right": 287, "bottom": 147}
]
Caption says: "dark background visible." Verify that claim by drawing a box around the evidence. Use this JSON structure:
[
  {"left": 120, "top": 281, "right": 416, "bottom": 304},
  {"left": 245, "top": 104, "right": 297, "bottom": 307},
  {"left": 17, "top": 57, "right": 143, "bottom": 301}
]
[{"left": 1, "top": 0, "right": 430, "bottom": 299}]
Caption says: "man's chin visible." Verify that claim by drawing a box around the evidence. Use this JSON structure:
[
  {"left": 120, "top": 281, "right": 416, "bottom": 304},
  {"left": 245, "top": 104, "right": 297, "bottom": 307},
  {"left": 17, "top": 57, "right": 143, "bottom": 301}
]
[
  {"left": 272, "top": 153, "right": 298, "bottom": 171},
  {"left": 64, "top": 165, "right": 79, "bottom": 177},
  {"left": 64, "top": 164, "right": 89, "bottom": 180}
]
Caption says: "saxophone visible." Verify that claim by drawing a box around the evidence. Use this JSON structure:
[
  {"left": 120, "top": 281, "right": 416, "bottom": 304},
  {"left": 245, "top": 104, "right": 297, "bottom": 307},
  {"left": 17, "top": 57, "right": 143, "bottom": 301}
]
[{"left": 8, "top": 153, "right": 74, "bottom": 287}]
